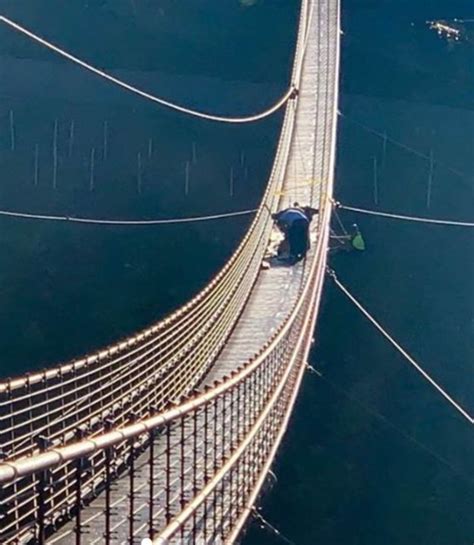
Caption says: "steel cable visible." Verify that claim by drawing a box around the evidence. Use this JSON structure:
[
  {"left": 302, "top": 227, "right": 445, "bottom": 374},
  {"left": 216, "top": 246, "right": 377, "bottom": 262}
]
[
  {"left": 337, "top": 203, "right": 474, "bottom": 227},
  {"left": 0, "top": 207, "right": 257, "bottom": 225},
  {"left": 0, "top": 15, "right": 294, "bottom": 124},
  {"left": 328, "top": 268, "right": 473, "bottom": 425}
]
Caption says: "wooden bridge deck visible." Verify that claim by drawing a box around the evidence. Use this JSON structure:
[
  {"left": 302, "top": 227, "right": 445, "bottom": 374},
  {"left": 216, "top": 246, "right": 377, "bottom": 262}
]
[
  {"left": 48, "top": 0, "right": 339, "bottom": 542},
  {"left": 205, "top": 0, "right": 336, "bottom": 384}
]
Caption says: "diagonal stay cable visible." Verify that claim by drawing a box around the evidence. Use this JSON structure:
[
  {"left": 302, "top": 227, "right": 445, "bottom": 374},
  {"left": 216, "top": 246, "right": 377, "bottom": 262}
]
[
  {"left": 0, "top": 15, "right": 295, "bottom": 124},
  {"left": 336, "top": 203, "right": 474, "bottom": 227},
  {"left": 0, "top": 207, "right": 257, "bottom": 225},
  {"left": 327, "top": 268, "right": 474, "bottom": 425}
]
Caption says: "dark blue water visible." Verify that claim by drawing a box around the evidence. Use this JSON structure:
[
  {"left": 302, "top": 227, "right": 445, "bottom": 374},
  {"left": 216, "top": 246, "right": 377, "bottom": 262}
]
[
  {"left": 245, "top": 1, "right": 474, "bottom": 544},
  {"left": 0, "top": 1, "right": 472, "bottom": 543}
]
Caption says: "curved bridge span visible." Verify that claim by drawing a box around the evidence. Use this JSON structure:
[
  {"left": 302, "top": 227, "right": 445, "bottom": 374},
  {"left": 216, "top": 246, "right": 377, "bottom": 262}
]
[{"left": 0, "top": 0, "right": 340, "bottom": 542}]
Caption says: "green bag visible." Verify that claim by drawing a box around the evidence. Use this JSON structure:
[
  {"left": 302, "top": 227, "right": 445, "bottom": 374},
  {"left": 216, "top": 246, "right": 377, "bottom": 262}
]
[{"left": 352, "top": 233, "right": 366, "bottom": 251}]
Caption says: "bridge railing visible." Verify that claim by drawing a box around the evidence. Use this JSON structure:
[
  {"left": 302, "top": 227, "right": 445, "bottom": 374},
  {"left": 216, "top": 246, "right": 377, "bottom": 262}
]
[
  {"left": 0, "top": 0, "right": 317, "bottom": 460},
  {"left": 0, "top": 169, "right": 331, "bottom": 544},
  {"left": 0, "top": 118, "right": 288, "bottom": 544},
  {"left": 0, "top": 1, "right": 316, "bottom": 541},
  {"left": 0, "top": 55, "right": 299, "bottom": 465},
  {"left": 0, "top": 129, "right": 288, "bottom": 542}
]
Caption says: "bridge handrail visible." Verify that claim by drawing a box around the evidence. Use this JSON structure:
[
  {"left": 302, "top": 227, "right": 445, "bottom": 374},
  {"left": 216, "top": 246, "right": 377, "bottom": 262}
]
[
  {"left": 0, "top": 49, "right": 300, "bottom": 545},
  {"left": 0, "top": 0, "right": 314, "bottom": 398},
  {"left": 0, "top": 219, "right": 262, "bottom": 452},
  {"left": 0, "top": 195, "right": 330, "bottom": 485},
  {"left": 0, "top": 126, "right": 290, "bottom": 538},
  {"left": 0, "top": 1, "right": 326, "bottom": 541},
  {"left": 0, "top": 0, "right": 313, "bottom": 468}
]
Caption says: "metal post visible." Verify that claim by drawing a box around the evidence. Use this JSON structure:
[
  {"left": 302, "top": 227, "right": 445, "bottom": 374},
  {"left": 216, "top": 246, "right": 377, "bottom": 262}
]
[
  {"left": 52, "top": 119, "right": 58, "bottom": 190},
  {"left": 148, "top": 430, "right": 155, "bottom": 539},
  {"left": 165, "top": 422, "right": 171, "bottom": 524},
  {"left": 104, "top": 448, "right": 112, "bottom": 545},
  {"left": 372, "top": 155, "right": 379, "bottom": 205},
  {"left": 203, "top": 403, "right": 209, "bottom": 542},
  {"left": 179, "top": 416, "right": 186, "bottom": 542},
  {"left": 229, "top": 388, "right": 236, "bottom": 524},
  {"left": 243, "top": 375, "right": 250, "bottom": 436},
  {"left": 220, "top": 392, "right": 227, "bottom": 528},
  {"left": 212, "top": 398, "right": 219, "bottom": 539},
  {"left": 35, "top": 435, "right": 50, "bottom": 545},
  {"left": 213, "top": 398, "right": 218, "bottom": 472},
  {"left": 426, "top": 149, "right": 434, "bottom": 209},
  {"left": 89, "top": 148, "right": 96, "bottom": 191},
  {"left": 37, "top": 471, "right": 46, "bottom": 545},
  {"left": 221, "top": 393, "right": 227, "bottom": 465},
  {"left": 75, "top": 458, "right": 82, "bottom": 545},
  {"left": 204, "top": 402, "right": 209, "bottom": 483},
  {"left": 129, "top": 441, "right": 135, "bottom": 543},
  {"left": 192, "top": 410, "right": 198, "bottom": 542},
  {"left": 180, "top": 416, "right": 186, "bottom": 511}
]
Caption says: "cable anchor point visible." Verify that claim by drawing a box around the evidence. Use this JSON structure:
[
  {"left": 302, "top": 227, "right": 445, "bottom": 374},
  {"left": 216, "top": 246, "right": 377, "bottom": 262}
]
[
  {"left": 306, "top": 363, "right": 322, "bottom": 377},
  {"left": 326, "top": 266, "right": 337, "bottom": 281},
  {"left": 289, "top": 85, "right": 299, "bottom": 100}
]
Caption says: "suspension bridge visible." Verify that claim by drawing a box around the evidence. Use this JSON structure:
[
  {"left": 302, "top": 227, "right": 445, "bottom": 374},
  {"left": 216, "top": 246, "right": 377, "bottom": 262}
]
[{"left": 0, "top": 0, "right": 341, "bottom": 542}]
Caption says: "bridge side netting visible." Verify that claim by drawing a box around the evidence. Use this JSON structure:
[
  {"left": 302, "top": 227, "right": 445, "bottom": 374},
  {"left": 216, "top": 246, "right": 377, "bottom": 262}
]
[{"left": 0, "top": 0, "right": 328, "bottom": 541}]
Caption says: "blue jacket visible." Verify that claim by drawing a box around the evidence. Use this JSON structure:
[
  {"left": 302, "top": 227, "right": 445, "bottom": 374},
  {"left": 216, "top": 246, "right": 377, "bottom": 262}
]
[{"left": 274, "top": 208, "right": 309, "bottom": 229}]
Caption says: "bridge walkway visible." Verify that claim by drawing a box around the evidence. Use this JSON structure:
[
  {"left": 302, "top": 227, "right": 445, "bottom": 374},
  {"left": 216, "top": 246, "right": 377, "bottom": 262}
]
[{"left": 48, "top": 0, "right": 338, "bottom": 542}]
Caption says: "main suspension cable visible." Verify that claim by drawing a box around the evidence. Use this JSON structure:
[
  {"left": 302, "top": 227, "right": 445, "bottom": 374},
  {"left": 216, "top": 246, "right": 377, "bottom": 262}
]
[
  {"left": 336, "top": 203, "right": 474, "bottom": 227},
  {"left": 327, "top": 268, "right": 473, "bottom": 425},
  {"left": 0, "top": 207, "right": 257, "bottom": 226},
  {"left": 0, "top": 15, "right": 295, "bottom": 124}
]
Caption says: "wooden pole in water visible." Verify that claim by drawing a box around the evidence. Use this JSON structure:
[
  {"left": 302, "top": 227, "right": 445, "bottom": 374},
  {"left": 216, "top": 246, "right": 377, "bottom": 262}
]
[
  {"left": 372, "top": 156, "right": 379, "bottom": 205},
  {"left": 68, "top": 120, "right": 75, "bottom": 158},
  {"left": 185, "top": 160, "right": 190, "bottom": 196},
  {"left": 426, "top": 149, "right": 434, "bottom": 209},
  {"left": 382, "top": 132, "right": 387, "bottom": 169},
  {"left": 103, "top": 121, "right": 109, "bottom": 160},
  {"left": 89, "top": 148, "right": 96, "bottom": 191},
  {"left": 34, "top": 144, "right": 39, "bottom": 186},
  {"left": 52, "top": 119, "right": 58, "bottom": 190},
  {"left": 229, "top": 166, "right": 234, "bottom": 197},
  {"left": 137, "top": 152, "right": 143, "bottom": 194},
  {"left": 9, "top": 110, "right": 15, "bottom": 152}
]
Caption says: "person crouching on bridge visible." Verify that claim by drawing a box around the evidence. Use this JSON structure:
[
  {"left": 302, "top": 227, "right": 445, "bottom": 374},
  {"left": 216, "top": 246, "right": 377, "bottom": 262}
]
[{"left": 272, "top": 203, "right": 318, "bottom": 264}]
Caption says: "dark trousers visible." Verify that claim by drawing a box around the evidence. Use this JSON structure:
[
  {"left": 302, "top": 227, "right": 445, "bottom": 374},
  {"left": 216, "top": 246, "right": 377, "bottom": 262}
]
[{"left": 288, "top": 219, "right": 309, "bottom": 260}]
